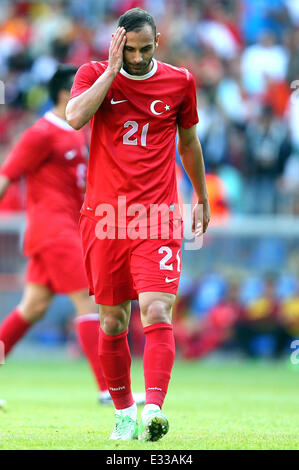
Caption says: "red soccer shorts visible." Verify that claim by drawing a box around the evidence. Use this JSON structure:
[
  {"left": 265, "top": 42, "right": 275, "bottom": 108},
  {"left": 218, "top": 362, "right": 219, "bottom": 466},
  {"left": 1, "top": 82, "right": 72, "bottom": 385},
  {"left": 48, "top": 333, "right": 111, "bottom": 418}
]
[
  {"left": 79, "top": 215, "right": 183, "bottom": 305},
  {"left": 26, "top": 236, "right": 89, "bottom": 294}
]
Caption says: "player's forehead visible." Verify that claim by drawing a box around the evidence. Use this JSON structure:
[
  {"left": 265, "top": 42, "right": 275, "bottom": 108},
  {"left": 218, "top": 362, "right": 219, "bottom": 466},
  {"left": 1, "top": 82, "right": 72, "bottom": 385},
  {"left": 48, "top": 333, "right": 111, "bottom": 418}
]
[{"left": 125, "top": 24, "right": 155, "bottom": 49}]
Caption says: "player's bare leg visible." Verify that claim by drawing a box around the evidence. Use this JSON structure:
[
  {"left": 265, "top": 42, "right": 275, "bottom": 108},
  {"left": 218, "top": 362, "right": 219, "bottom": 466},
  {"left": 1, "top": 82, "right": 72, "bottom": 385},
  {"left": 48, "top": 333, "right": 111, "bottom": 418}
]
[
  {"left": 18, "top": 283, "right": 54, "bottom": 323},
  {"left": 98, "top": 301, "right": 138, "bottom": 439},
  {"left": 0, "top": 283, "right": 53, "bottom": 358},
  {"left": 69, "top": 289, "right": 98, "bottom": 318},
  {"left": 100, "top": 300, "right": 131, "bottom": 335},
  {"left": 138, "top": 291, "right": 176, "bottom": 441}
]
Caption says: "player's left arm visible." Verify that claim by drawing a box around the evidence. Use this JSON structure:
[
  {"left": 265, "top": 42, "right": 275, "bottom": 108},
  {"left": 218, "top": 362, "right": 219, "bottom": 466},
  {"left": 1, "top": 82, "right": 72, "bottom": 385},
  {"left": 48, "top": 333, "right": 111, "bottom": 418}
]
[
  {"left": 177, "top": 124, "right": 210, "bottom": 234},
  {"left": 0, "top": 127, "right": 50, "bottom": 184}
]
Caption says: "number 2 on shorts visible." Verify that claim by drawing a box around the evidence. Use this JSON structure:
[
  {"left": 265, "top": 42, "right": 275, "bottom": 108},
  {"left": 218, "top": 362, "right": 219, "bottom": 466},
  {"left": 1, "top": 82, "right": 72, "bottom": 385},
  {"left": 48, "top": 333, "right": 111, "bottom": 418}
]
[{"left": 159, "top": 247, "right": 181, "bottom": 272}]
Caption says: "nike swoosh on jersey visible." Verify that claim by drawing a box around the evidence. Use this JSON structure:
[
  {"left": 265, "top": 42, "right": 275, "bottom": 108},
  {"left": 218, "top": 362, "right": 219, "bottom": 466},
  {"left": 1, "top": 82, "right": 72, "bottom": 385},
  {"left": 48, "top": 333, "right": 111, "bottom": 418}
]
[
  {"left": 111, "top": 98, "right": 128, "bottom": 105},
  {"left": 165, "top": 277, "right": 179, "bottom": 283}
]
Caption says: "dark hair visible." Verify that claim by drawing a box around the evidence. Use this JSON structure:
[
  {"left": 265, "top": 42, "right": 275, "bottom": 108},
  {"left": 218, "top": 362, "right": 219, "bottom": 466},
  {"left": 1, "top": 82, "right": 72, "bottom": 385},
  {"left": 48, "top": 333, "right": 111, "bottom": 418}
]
[
  {"left": 118, "top": 8, "right": 156, "bottom": 37},
  {"left": 48, "top": 64, "right": 78, "bottom": 104}
]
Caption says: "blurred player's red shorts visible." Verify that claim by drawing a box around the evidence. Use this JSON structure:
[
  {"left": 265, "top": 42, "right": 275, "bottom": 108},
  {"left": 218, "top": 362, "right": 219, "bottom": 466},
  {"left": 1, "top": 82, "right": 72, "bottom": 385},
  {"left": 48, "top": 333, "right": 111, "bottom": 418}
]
[
  {"left": 26, "top": 237, "right": 88, "bottom": 294},
  {"left": 79, "top": 214, "right": 183, "bottom": 305}
]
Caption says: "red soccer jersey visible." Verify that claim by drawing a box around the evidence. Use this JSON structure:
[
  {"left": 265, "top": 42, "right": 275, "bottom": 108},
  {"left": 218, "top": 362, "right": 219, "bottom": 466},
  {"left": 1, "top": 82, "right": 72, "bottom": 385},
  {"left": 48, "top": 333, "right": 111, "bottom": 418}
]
[
  {"left": 0, "top": 111, "right": 87, "bottom": 255},
  {"left": 70, "top": 59, "right": 198, "bottom": 223}
]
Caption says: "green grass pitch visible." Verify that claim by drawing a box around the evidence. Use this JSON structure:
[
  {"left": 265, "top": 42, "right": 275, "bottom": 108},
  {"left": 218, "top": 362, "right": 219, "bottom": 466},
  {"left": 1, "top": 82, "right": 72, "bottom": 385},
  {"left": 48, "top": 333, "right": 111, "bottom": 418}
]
[{"left": 0, "top": 355, "right": 298, "bottom": 450}]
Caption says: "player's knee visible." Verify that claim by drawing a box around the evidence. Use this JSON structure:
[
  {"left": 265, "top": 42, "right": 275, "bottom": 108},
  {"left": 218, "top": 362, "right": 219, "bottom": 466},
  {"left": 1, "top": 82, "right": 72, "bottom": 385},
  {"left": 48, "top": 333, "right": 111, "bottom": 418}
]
[
  {"left": 140, "top": 299, "right": 172, "bottom": 325},
  {"left": 101, "top": 312, "right": 128, "bottom": 335}
]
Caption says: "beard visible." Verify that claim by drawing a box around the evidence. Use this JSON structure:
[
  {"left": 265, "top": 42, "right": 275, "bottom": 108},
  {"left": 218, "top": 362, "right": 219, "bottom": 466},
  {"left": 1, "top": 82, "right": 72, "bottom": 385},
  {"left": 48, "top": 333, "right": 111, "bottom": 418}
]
[{"left": 123, "top": 58, "right": 154, "bottom": 76}]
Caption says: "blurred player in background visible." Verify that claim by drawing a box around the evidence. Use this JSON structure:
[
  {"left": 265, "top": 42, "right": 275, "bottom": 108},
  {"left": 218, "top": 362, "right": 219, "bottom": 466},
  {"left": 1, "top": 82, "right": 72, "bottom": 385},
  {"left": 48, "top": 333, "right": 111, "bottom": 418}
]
[
  {"left": 67, "top": 8, "right": 210, "bottom": 441},
  {"left": 0, "top": 65, "right": 144, "bottom": 406}
]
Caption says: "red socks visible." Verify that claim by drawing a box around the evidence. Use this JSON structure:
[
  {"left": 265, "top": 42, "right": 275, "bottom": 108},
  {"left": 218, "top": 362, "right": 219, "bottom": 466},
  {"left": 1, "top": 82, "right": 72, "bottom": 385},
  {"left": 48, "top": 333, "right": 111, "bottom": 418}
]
[
  {"left": 0, "top": 308, "right": 31, "bottom": 356},
  {"left": 97, "top": 323, "right": 175, "bottom": 409},
  {"left": 76, "top": 314, "right": 107, "bottom": 392},
  {"left": 143, "top": 323, "right": 175, "bottom": 408},
  {"left": 1, "top": 310, "right": 175, "bottom": 410},
  {"left": 98, "top": 328, "right": 134, "bottom": 409}
]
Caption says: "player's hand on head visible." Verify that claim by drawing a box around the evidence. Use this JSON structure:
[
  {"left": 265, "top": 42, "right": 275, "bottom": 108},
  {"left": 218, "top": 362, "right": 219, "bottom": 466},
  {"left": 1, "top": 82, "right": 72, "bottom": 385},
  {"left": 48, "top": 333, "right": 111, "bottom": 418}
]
[{"left": 108, "top": 27, "right": 126, "bottom": 77}]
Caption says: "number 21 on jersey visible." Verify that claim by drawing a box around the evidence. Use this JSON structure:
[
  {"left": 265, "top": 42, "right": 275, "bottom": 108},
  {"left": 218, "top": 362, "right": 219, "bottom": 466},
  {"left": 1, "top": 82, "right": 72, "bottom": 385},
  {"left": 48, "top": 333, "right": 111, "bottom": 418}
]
[{"left": 123, "top": 121, "right": 149, "bottom": 147}]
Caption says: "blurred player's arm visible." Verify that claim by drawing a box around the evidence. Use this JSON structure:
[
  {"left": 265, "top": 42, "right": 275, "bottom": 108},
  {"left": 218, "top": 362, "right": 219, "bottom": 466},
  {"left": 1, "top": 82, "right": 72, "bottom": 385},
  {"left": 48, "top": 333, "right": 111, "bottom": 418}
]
[
  {"left": 178, "top": 124, "right": 210, "bottom": 233},
  {"left": 0, "top": 174, "right": 10, "bottom": 199},
  {"left": 66, "top": 27, "right": 126, "bottom": 130},
  {"left": 0, "top": 127, "right": 50, "bottom": 199}
]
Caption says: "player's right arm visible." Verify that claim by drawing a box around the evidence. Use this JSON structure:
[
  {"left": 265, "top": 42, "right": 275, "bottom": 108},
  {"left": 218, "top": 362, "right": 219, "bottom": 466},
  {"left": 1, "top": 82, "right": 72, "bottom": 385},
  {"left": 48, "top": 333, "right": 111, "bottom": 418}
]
[{"left": 66, "top": 27, "right": 126, "bottom": 130}]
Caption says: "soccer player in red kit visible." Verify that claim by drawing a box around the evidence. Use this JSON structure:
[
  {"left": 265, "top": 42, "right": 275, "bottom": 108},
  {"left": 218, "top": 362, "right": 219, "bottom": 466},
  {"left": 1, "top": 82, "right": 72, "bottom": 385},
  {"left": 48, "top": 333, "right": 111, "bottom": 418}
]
[
  {"left": 66, "top": 9, "right": 210, "bottom": 441},
  {"left": 0, "top": 66, "right": 145, "bottom": 406}
]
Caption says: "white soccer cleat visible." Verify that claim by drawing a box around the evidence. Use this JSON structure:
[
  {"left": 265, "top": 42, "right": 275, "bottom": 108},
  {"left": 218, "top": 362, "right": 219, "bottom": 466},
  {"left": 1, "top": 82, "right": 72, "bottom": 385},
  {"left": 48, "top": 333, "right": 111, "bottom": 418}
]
[
  {"left": 138, "top": 408, "right": 169, "bottom": 441},
  {"left": 109, "top": 414, "right": 138, "bottom": 440}
]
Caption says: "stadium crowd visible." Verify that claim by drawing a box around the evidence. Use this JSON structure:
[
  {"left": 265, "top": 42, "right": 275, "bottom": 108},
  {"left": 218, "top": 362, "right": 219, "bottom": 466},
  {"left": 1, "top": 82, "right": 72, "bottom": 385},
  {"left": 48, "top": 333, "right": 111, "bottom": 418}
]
[{"left": 0, "top": 0, "right": 298, "bottom": 358}]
